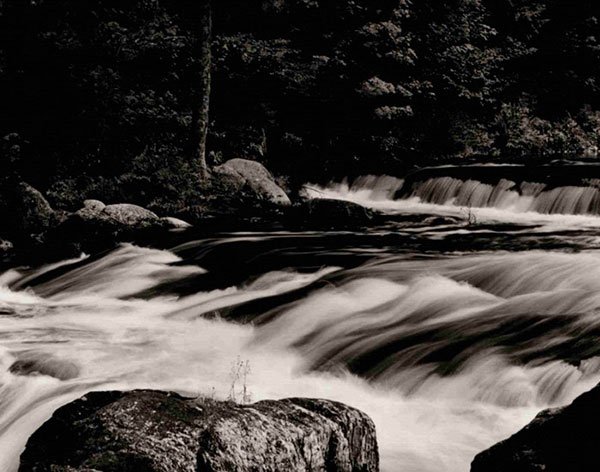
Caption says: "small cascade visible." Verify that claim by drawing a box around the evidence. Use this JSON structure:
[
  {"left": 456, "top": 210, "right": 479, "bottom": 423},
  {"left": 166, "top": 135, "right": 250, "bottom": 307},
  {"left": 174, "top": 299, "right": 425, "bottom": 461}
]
[
  {"left": 304, "top": 175, "right": 404, "bottom": 203},
  {"left": 406, "top": 177, "right": 600, "bottom": 215}
]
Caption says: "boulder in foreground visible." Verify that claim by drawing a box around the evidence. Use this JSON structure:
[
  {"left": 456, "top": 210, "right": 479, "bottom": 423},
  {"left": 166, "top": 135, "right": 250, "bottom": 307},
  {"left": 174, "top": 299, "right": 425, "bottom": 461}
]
[
  {"left": 471, "top": 382, "right": 600, "bottom": 471},
  {"left": 19, "top": 390, "right": 379, "bottom": 472}
]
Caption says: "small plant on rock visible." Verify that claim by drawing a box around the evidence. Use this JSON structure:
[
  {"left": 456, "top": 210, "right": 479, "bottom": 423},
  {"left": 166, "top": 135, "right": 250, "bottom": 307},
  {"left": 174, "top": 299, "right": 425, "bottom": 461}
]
[{"left": 228, "top": 356, "right": 252, "bottom": 404}]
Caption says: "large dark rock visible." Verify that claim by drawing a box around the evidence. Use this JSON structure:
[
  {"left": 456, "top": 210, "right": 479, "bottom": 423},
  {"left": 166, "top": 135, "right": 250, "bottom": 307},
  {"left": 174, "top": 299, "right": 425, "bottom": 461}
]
[
  {"left": 295, "top": 198, "right": 374, "bottom": 228},
  {"left": 160, "top": 216, "right": 192, "bottom": 229},
  {"left": 19, "top": 390, "right": 379, "bottom": 472},
  {"left": 214, "top": 158, "right": 291, "bottom": 206},
  {"left": 471, "top": 382, "right": 600, "bottom": 471}
]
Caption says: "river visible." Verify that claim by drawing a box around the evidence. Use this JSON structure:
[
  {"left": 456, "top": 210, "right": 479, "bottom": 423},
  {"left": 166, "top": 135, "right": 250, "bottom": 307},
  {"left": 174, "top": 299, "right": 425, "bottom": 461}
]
[{"left": 3, "top": 172, "right": 600, "bottom": 471}]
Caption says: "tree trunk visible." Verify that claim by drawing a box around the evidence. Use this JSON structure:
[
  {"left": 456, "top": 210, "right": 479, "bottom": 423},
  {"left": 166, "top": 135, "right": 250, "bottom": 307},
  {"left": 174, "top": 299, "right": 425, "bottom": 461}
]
[{"left": 192, "top": 0, "right": 212, "bottom": 181}]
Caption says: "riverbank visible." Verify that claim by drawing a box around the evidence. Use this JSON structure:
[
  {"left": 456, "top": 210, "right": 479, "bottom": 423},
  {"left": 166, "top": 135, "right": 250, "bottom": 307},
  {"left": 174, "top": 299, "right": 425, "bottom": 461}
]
[{"left": 0, "top": 158, "right": 381, "bottom": 269}]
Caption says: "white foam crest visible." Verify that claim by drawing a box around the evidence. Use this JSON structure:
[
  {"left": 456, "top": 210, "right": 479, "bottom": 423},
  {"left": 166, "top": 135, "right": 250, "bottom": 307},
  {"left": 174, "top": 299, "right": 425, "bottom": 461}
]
[
  {"left": 307, "top": 175, "right": 600, "bottom": 228},
  {"left": 304, "top": 175, "right": 404, "bottom": 203},
  {"left": 3, "top": 245, "right": 600, "bottom": 472},
  {"left": 0, "top": 297, "right": 541, "bottom": 472},
  {"left": 355, "top": 251, "right": 600, "bottom": 298},
  {"left": 14, "top": 244, "right": 205, "bottom": 300},
  {"left": 410, "top": 177, "right": 600, "bottom": 216}
]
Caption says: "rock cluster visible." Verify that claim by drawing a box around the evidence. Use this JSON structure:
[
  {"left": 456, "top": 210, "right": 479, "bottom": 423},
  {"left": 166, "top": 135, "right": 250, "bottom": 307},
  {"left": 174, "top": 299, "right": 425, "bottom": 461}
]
[{"left": 19, "top": 390, "right": 379, "bottom": 472}]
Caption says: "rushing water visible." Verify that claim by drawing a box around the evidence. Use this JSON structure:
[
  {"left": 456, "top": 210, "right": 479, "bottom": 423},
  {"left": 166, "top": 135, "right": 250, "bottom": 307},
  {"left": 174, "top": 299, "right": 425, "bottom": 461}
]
[{"left": 4, "top": 174, "right": 600, "bottom": 471}]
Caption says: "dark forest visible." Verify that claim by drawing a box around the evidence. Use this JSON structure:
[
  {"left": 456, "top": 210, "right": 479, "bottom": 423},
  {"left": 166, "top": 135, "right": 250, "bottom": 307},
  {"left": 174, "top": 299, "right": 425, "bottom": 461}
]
[{"left": 1, "top": 0, "right": 598, "bottom": 213}]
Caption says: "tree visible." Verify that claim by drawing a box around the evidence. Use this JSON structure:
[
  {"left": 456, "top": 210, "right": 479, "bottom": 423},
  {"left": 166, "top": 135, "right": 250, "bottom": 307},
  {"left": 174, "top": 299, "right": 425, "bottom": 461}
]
[{"left": 192, "top": 0, "right": 212, "bottom": 181}]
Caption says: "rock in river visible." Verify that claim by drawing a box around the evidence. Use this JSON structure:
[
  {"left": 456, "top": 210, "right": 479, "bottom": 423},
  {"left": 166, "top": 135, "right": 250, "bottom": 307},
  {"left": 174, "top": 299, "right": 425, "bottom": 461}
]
[
  {"left": 19, "top": 390, "right": 379, "bottom": 472},
  {"left": 471, "top": 381, "right": 600, "bottom": 471}
]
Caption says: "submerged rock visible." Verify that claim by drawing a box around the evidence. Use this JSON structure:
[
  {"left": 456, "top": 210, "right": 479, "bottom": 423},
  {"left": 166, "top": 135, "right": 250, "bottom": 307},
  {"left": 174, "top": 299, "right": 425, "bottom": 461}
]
[
  {"left": 471, "top": 382, "right": 600, "bottom": 471},
  {"left": 19, "top": 390, "right": 379, "bottom": 472},
  {"left": 9, "top": 351, "right": 79, "bottom": 381},
  {"left": 214, "top": 158, "right": 291, "bottom": 206},
  {"left": 296, "top": 198, "right": 374, "bottom": 228}
]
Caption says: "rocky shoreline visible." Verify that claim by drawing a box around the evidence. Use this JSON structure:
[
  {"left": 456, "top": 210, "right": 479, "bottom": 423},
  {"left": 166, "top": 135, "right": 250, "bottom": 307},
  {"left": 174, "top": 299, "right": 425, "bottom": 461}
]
[
  {"left": 0, "top": 158, "right": 378, "bottom": 268},
  {"left": 19, "top": 390, "right": 379, "bottom": 472}
]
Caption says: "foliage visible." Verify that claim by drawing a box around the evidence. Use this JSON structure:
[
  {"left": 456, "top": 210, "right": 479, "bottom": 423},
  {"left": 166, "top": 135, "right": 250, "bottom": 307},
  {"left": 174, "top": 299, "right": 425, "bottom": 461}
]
[
  {"left": 228, "top": 356, "right": 252, "bottom": 405},
  {"left": 0, "top": 0, "right": 599, "bottom": 211}
]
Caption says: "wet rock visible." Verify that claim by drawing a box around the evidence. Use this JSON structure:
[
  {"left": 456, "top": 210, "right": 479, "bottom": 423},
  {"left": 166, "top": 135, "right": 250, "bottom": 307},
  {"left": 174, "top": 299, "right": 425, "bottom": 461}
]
[
  {"left": 19, "top": 390, "right": 379, "bottom": 472},
  {"left": 161, "top": 216, "right": 192, "bottom": 229},
  {"left": 214, "top": 158, "right": 291, "bottom": 206},
  {"left": 420, "top": 216, "right": 461, "bottom": 226},
  {"left": 471, "top": 382, "right": 600, "bottom": 471},
  {"left": 9, "top": 351, "right": 79, "bottom": 380},
  {"left": 297, "top": 198, "right": 373, "bottom": 228}
]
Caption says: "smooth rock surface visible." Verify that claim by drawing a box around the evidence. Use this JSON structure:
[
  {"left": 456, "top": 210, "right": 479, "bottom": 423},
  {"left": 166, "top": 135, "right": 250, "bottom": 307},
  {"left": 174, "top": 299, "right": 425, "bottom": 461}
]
[
  {"left": 160, "top": 216, "right": 192, "bottom": 229},
  {"left": 471, "top": 382, "right": 600, "bottom": 471},
  {"left": 9, "top": 351, "right": 79, "bottom": 381},
  {"left": 214, "top": 158, "right": 291, "bottom": 206},
  {"left": 19, "top": 390, "right": 379, "bottom": 472}
]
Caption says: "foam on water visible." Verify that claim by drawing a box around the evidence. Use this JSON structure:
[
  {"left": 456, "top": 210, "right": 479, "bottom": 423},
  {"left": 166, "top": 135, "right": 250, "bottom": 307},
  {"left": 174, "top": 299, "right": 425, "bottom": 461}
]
[
  {"left": 2, "top": 239, "right": 600, "bottom": 471},
  {"left": 4, "top": 173, "right": 600, "bottom": 471},
  {"left": 305, "top": 175, "right": 600, "bottom": 229}
]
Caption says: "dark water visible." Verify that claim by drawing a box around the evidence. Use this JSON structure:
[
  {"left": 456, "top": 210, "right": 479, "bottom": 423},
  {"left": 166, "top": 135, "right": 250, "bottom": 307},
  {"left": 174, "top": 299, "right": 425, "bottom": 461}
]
[{"left": 3, "top": 175, "right": 600, "bottom": 471}]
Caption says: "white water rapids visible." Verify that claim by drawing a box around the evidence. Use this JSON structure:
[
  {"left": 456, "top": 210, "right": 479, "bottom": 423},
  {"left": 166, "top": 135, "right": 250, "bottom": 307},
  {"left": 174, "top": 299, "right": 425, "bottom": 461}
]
[{"left": 4, "top": 174, "right": 600, "bottom": 471}]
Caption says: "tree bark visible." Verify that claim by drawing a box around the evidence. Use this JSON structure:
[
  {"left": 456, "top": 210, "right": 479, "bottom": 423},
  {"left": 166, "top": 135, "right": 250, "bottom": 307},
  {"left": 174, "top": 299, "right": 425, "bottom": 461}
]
[{"left": 192, "top": 0, "right": 212, "bottom": 181}]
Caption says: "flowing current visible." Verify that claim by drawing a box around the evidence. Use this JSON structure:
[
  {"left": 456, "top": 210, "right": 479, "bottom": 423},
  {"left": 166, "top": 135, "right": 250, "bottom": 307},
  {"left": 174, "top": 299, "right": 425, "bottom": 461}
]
[{"left": 4, "top": 174, "right": 600, "bottom": 471}]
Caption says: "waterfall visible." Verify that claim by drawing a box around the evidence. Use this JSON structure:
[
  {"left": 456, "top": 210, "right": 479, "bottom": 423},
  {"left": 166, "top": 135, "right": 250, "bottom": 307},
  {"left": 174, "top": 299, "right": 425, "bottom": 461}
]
[
  {"left": 304, "top": 175, "right": 405, "bottom": 203},
  {"left": 405, "top": 176, "right": 600, "bottom": 215}
]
